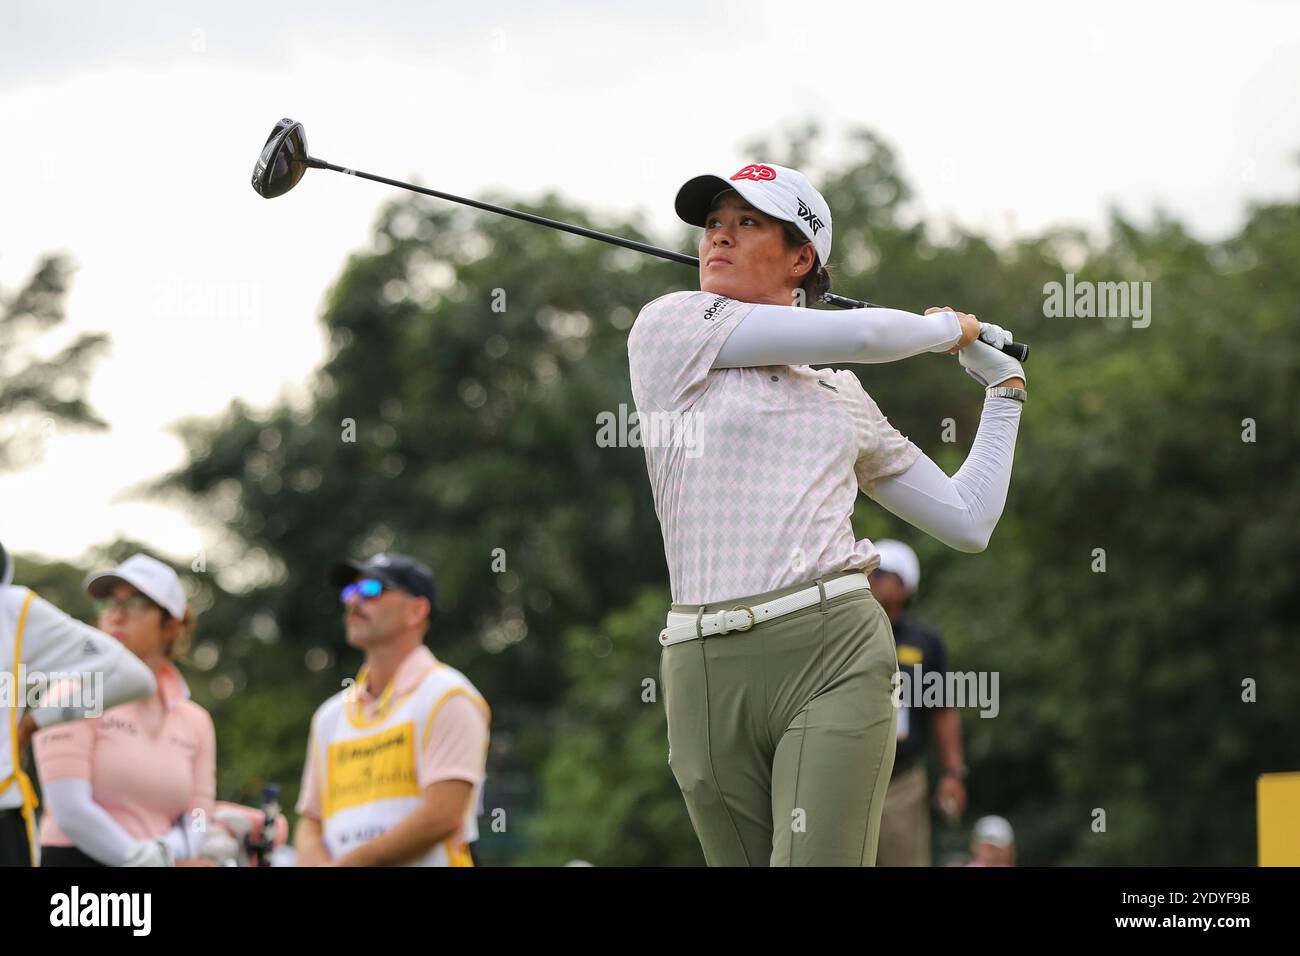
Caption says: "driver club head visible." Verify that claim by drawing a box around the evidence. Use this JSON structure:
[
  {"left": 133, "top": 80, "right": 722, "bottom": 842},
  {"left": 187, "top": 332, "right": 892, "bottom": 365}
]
[{"left": 251, "top": 118, "right": 311, "bottom": 198}]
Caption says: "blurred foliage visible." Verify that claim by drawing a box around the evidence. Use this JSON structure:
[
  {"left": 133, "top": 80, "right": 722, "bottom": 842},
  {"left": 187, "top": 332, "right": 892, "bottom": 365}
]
[
  {"left": 9, "top": 128, "right": 1297, "bottom": 865},
  {"left": 0, "top": 254, "right": 108, "bottom": 469},
  {"left": 521, "top": 589, "right": 697, "bottom": 866}
]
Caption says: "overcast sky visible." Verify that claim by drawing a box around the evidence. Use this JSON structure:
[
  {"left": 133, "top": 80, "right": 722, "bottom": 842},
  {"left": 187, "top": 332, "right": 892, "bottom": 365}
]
[{"left": 3, "top": 0, "right": 1299, "bottom": 570}]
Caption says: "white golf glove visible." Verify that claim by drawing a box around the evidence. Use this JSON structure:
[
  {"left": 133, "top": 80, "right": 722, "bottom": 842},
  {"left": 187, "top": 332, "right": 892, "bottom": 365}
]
[
  {"left": 122, "top": 837, "right": 175, "bottom": 867},
  {"left": 207, "top": 807, "right": 254, "bottom": 866},
  {"left": 198, "top": 830, "right": 245, "bottom": 867},
  {"left": 959, "top": 323, "right": 1026, "bottom": 387}
]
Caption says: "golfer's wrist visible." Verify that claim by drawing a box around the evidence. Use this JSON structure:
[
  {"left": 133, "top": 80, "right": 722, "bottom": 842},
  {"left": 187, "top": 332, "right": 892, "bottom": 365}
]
[{"left": 994, "top": 377, "right": 1025, "bottom": 389}]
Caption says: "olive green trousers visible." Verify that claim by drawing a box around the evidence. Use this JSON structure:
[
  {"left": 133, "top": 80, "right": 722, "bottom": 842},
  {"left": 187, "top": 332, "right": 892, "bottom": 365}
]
[{"left": 661, "top": 570, "right": 899, "bottom": 866}]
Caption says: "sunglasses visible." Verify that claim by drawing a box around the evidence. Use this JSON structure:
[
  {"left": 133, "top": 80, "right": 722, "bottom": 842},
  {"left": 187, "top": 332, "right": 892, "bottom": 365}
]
[
  {"left": 339, "top": 577, "right": 389, "bottom": 604},
  {"left": 93, "top": 595, "right": 160, "bottom": 617}
]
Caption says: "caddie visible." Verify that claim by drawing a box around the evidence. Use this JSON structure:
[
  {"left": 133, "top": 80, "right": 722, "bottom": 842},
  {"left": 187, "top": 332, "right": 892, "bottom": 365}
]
[{"left": 293, "top": 552, "right": 490, "bottom": 867}]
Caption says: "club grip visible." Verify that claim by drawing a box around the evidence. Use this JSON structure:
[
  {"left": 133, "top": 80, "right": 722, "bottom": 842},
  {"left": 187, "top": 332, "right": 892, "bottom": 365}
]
[
  {"left": 1002, "top": 340, "right": 1029, "bottom": 362},
  {"left": 978, "top": 326, "right": 1029, "bottom": 362}
]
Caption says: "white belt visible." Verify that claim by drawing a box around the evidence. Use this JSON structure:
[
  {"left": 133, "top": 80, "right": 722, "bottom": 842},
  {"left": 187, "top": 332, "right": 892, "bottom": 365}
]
[{"left": 658, "top": 573, "right": 872, "bottom": 647}]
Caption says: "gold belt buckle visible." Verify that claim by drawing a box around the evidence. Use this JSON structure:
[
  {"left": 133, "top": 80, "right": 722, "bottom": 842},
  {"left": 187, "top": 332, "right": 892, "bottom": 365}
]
[{"left": 731, "top": 605, "right": 756, "bottom": 632}]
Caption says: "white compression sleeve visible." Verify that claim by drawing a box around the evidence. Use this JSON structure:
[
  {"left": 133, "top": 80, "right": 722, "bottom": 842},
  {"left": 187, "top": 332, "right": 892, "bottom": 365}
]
[
  {"left": 866, "top": 396, "right": 1023, "bottom": 552},
  {"left": 713, "top": 303, "right": 962, "bottom": 369},
  {"left": 21, "top": 596, "right": 156, "bottom": 728},
  {"left": 42, "top": 778, "right": 140, "bottom": 866}
]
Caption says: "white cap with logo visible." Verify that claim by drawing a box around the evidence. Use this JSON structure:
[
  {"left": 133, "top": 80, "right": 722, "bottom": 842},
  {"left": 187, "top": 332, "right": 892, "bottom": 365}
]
[
  {"left": 85, "top": 553, "right": 187, "bottom": 619},
  {"left": 873, "top": 539, "right": 921, "bottom": 594},
  {"left": 675, "top": 162, "right": 833, "bottom": 266}
]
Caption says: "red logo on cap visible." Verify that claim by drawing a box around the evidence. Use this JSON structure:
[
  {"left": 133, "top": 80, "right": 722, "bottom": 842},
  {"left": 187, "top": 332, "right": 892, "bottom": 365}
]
[{"left": 730, "top": 164, "right": 777, "bottom": 182}]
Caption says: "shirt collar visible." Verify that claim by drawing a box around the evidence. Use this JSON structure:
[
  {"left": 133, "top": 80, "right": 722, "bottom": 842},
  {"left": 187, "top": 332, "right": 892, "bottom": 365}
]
[
  {"left": 358, "top": 644, "right": 438, "bottom": 703},
  {"left": 156, "top": 662, "right": 191, "bottom": 711}
]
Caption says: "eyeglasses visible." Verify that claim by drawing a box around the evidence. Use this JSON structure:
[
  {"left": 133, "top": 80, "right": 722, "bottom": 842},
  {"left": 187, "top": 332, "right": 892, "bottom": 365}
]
[
  {"left": 340, "top": 578, "right": 388, "bottom": 604},
  {"left": 93, "top": 595, "right": 160, "bottom": 617}
]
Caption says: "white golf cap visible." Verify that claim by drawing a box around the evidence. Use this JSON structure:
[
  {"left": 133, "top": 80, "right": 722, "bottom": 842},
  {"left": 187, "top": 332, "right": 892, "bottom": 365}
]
[
  {"left": 675, "top": 162, "right": 833, "bottom": 266},
  {"left": 873, "top": 539, "right": 921, "bottom": 594},
  {"left": 85, "top": 553, "right": 187, "bottom": 619},
  {"left": 973, "top": 815, "right": 1015, "bottom": 848}
]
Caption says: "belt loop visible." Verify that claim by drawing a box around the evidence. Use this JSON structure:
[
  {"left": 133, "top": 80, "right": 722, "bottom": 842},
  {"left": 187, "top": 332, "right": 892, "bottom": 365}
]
[
  {"left": 695, "top": 606, "right": 705, "bottom": 640},
  {"left": 816, "top": 577, "right": 828, "bottom": 613}
]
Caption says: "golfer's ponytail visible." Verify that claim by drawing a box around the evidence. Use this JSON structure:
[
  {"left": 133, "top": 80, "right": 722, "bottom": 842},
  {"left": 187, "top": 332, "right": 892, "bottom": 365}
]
[
  {"left": 165, "top": 603, "right": 198, "bottom": 661},
  {"left": 802, "top": 260, "right": 832, "bottom": 304}
]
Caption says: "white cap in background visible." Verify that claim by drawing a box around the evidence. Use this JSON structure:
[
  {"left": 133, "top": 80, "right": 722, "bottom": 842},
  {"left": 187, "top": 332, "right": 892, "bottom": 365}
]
[
  {"left": 84, "top": 553, "right": 187, "bottom": 618},
  {"left": 973, "top": 815, "right": 1015, "bottom": 848},
  {"left": 873, "top": 539, "right": 921, "bottom": 594}
]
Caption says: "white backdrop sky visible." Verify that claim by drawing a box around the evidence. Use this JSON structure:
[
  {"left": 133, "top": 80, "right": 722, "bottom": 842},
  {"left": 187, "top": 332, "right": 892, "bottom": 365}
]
[{"left": 2, "top": 0, "right": 1299, "bottom": 566}]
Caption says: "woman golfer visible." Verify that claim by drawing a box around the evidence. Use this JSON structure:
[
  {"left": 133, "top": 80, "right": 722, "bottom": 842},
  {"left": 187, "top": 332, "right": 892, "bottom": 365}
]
[
  {"left": 627, "top": 162, "right": 1026, "bottom": 866},
  {"left": 1, "top": 541, "right": 156, "bottom": 866},
  {"left": 33, "top": 553, "right": 220, "bottom": 866}
]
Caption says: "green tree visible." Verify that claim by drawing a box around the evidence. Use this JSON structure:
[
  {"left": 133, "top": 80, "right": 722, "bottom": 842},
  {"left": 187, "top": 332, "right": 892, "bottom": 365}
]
[
  {"left": 522, "top": 589, "right": 698, "bottom": 866},
  {"left": 0, "top": 254, "right": 107, "bottom": 469}
]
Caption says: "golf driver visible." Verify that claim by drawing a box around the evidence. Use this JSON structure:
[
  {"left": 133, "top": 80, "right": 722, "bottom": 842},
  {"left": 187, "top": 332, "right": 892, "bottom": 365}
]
[{"left": 252, "top": 118, "right": 1030, "bottom": 361}]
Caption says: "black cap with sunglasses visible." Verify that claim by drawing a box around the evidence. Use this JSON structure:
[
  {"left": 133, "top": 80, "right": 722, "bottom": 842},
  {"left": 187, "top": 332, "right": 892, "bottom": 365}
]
[{"left": 328, "top": 552, "right": 437, "bottom": 608}]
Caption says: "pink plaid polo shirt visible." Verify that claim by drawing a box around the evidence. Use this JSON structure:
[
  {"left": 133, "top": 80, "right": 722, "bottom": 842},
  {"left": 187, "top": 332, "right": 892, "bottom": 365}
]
[{"left": 627, "top": 290, "right": 921, "bottom": 605}]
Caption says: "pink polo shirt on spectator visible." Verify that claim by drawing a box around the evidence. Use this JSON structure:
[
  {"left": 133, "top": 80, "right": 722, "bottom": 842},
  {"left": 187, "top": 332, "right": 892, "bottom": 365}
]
[{"left": 34, "top": 663, "right": 216, "bottom": 846}]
